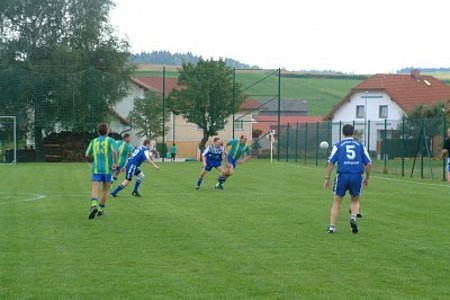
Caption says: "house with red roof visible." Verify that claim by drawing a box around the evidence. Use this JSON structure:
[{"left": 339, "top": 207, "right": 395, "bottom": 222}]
[
  {"left": 110, "top": 76, "right": 260, "bottom": 159},
  {"left": 323, "top": 70, "right": 450, "bottom": 151}
]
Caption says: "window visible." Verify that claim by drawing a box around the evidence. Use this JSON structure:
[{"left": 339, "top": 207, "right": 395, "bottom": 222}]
[
  {"left": 356, "top": 105, "right": 365, "bottom": 119},
  {"left": 379, "top": 105, "right": 388, "bottom": 119},
  {"left": 234, "top": 118, "right": 244, "bottom": 131}
]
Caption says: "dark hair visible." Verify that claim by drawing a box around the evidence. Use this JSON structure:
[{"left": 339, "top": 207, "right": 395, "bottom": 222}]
[
  {"left": 123, "top": 133, "right": 131, "bottom": 139},
  {"left": 97, "top": 123, "right": 109, "bottom": 136},
  {"left": 342, "top": 124, "right": 354, "bottom": 136},
  {"left": 213, "top": 137, "right": 221, "bottom": 142},
  {"left": 143, "top": 139, "right": 151, "bottom": 146}
]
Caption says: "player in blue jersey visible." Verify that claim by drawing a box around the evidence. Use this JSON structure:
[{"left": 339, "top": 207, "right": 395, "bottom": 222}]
[
  {"left": 110, "top": 139, "right": 160, "bottom": 197},
  {"left": 112, "top": 133, "right": 134, "bottom": 185},
  {"left": 216, "top": 135, "right": 252, "bottom": 189},
  {"left": 324, "top": 124, "right": 371, "bottom": 234},
  {"left": 195, "top": 137, "right": 227, "bottom": 190},
  {"left": 85, "top": 123, "right": 118, "bottom": 219}
]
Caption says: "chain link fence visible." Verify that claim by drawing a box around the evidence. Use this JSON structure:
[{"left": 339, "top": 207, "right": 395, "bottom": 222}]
[{"left": 274, "top": 118, "right": 448, "bottom": 181}]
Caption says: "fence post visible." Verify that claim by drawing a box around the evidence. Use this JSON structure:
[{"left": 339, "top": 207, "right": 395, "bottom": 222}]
[
  {"left": 304, "top": 123, "right": 308, "bottom": 164},
  {"left": 443, "top": 116, "right": 447, "bottom": 181},
  {"left": 286, "top": 123, "right": 290, "bottom": 162},
  {"left": 315, "top": 122, "right": 319, "bottom": 166},
  {"left": 421, "top": 118, "right": 424, "bottom": 178},
  {"left": 295, "top": 123, "right": 299, "bottom": 163},
  {"left": 401, "top": 116, "right": 405, "bottom": 177},
  {"left": 384, "top": 119, "right": 387, "bottom": 172},
  {"left": 367, "top": 120, "right": 371, "bottom": 151}
]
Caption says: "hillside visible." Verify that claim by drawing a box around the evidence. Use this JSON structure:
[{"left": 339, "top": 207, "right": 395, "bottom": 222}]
[{"left": 134, "top": 65, "right": 450, "bottom": 116}]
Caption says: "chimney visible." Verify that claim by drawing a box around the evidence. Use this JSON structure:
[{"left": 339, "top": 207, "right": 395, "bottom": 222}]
[{"left": 411, "top": 69, "right": 421, "bottom": 80}]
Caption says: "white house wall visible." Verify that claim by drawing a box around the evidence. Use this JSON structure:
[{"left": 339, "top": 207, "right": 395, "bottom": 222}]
[
  {"left": 110, "top": 81, "right": 145, "bottom": 147},
  {"left": 331, "top": 91, "right": 405, "bottom": 152}
]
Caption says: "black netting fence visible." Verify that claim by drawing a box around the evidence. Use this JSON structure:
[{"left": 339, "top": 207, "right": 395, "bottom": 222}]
[{"left": 272, "top": 117, "right": 448, "bottom": 181}]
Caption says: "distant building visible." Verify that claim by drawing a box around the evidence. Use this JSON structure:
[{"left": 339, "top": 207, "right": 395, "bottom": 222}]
[
  {"left": 259, "top": 99, "right": 308, "bottom": 116},
  {"left": 110, "top": 76, "right": 260, "bottom": 159},
  {"left": 323, "top": 70, "right": 450, "bottom": 151}
]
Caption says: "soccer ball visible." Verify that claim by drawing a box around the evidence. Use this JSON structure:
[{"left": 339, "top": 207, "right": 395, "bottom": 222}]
[{"left": 319, "top": 141, "right": 329, "bottom": 149}]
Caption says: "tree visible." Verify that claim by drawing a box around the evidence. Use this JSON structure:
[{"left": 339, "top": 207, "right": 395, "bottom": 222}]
[
  {"left": 404, "top": 102, "right": 448, "bottom": 139},
  {"left": 168, "top": 58, "right": 245, "bottom": 151},
  {"left": 127, "top": 90, "right": 170, "bottom": 140},
  {"left": 0, "top": 0, "right": 134, "bottom": 159}
]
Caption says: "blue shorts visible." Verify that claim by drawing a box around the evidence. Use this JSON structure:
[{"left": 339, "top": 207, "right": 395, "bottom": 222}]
[
  {"left": 125, "top": 163, "right": 141, "bottom": 181},
  {"left": 204, "top": 160, "right": 222, "bottom": 172},
  {"left": 92, "top": 174, "right": 112, "bottom": 183},
  {"left": 227, "top": 155, "right": 238, "bottom": 169},
  {"left": 333, "top": 173, "right": 363, "bottom": 197},
  {"left": 447, "top": 158, "right": 450, "bottom": 172}
]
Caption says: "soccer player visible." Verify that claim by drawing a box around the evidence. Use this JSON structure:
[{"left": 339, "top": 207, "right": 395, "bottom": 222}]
[
  {"left": 195, "top": 137, "right": 227, "bottom": 190},
  {"left": 217, "top": 135, "right": 251, "bottom": 189},
  {"left": 85, "top": 123, "right": 118, "bottom": 219},
  {"left": 324, "top": 124, "right": 371, "bottom": 234},
  {"left": 110, "top": 139, "right": 160, "bottom": 198},
  {"left": 112, "top": 133, "right": 134, "bottom": 184},
  {"left": 439, "top": 127, "right": 450, "bottom": 183}
]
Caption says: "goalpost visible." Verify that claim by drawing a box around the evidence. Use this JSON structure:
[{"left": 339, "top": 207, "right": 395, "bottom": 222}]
[{"left": 0, "top": 116, "right": 17, "bottom": 165}]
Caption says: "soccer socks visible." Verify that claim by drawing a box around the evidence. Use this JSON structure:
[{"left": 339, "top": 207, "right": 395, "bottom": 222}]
[
  {"left": 99, "top": 203, "right": 105, "bottom": 212},
  {"left": 218, "top": 176, "right": 226, "bottom": 185},
  {"left": 196, "top": 178, "right": 203, "bottom": 187},
  {"left": 350, "top": 214, "right": 357, "bottom": 221},
  {"left": 90, "top": 198, "right": 98, "bottom": 208},
  {"left": 111, "top": 184, "right": 125, "bottom": 196},
  {"left": 133, "top": 179, "right": 142, "bottom": 193}
]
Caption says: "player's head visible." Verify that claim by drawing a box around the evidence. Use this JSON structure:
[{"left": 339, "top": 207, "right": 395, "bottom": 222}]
[
  {"left": 123, "top": 133, "right": 131, "bottom": 143},
  {"left": 97, "top": 123, "right": 109, "bottom": 136},
  {"left": 213, "top": 137, "right": 222, "bottom": 146},
  {"left": 143, "top": 138, "right": 151, "bottom": 149},
  {"left": 240, "top": 135, "right": 248, "bottom": 144},
  {"left": 342, "top": 124, "right": 354, "bottom": 137}
]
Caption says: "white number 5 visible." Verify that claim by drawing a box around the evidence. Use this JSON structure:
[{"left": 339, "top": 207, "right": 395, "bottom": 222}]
[{"left": 346, "top": 145, "right": 356, "bottom": 160}]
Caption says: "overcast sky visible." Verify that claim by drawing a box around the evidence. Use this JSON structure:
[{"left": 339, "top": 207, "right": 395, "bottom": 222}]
[{"left": 110, "top": 0, "right": 450, "bottom": 74}]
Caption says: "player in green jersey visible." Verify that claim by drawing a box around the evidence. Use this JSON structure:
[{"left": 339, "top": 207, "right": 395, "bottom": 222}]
[
  {"left": 85, "top": 123, "right": 117, "bottom": 219},
  {"left": 112, "top": 133, "right": 134, "bottom": 184}
]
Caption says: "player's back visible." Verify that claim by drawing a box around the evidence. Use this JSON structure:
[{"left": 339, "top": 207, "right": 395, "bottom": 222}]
[
  {"left": 329, "top": 138, "right": 370, "bottom": 174},
  {"left": 87, "top": 136, "right": 115, "bottom": 174}
]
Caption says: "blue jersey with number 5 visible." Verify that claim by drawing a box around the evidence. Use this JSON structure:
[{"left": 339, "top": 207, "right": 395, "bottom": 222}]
[{"left": 328, "top": 138, "right": 371, "bottom": 174}]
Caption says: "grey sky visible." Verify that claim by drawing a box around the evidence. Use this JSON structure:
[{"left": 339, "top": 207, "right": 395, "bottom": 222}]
[{"left": 111, "top": 0, "right": 450, "bottom": 74}]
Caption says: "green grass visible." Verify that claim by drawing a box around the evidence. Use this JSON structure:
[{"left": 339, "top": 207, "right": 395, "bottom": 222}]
[{"left": 1, "top": 161, "right": 450, "bottom": 299}]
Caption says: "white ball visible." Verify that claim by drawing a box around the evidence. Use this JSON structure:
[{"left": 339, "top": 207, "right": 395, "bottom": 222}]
[{"left": 319, "top": 141, "right": 329, "bottom": 149}]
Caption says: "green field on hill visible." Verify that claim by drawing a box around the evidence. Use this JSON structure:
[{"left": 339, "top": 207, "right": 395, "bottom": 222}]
[
  {"left": 1, "top": 161, "right": 450, "bottom": 299},
  {"left": 134, "top": 66, "right": 450, "bottom": 116}
]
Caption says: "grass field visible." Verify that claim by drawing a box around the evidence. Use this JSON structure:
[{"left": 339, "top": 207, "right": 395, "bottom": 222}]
[{"left": 1, "top": 160, "right": 450, "bottom": 299}]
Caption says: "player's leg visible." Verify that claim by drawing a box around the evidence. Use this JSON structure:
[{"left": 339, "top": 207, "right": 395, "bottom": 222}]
[
  {"left": 327, "top": 174, "right": 346, "bottom": 233},
  {"left": 348, "top": 174, "right": 363, "bottom": 233},
  {"left": 215, "top": 165, "right": 228, "bottom": 190},
  {"left": 89, "top": 177, "right": 100, "bottom": 219},
  {"left": 111, "top": 164, "right": 134, "bottom": 197},
  {"left": 196, "top": 166, "right": 209, "bottom": 189},
  {"left": 132, "top": 169, "right": 144, "bottom": 197},
  {"left": 328, "top": 195, "right": 343, "bottom": 233},
  {"left": 98, "top": 176, "right": 112, "bottom": 216}
]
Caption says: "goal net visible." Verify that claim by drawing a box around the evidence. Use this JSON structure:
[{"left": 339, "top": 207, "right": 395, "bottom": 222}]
[{"left": 0, "top": 116, "right": 17, "bottom": 165}]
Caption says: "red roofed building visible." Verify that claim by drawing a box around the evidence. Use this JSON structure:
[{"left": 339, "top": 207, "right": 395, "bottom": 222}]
[
  {"left": 323, "top": 70, "right": 450, "bottom": 151},
  {"left": 111, "top": 76, "right": 260, "bottom": 159}
]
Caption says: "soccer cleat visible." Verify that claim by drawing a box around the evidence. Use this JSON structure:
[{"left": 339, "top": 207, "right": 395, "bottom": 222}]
[
  {"left": 110, "top": 193, "right": 116, "bottom": 198},
  {"left": 97, "top": 210, "right": 105, "bottom": 217},
  {"left": 350, "top": 219, "right": 359, "bottom": 234},
  {"left": 214, "top": 183, "right": 224, "bottom": 190},
  {"left": 327, "top": 226, "right": 336, "bottom": 234},
  {"left": 88, "top": 206, "right": 98, "bottom": 220},
  {"left": 131, "top": 191, "right": 142, "bottom": 197},
  {"left": 195, "top": 185, "right": 200, "bottom": 190},
  {"left": 348, "top": 209, "right": 363, "bottom": 218}
]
